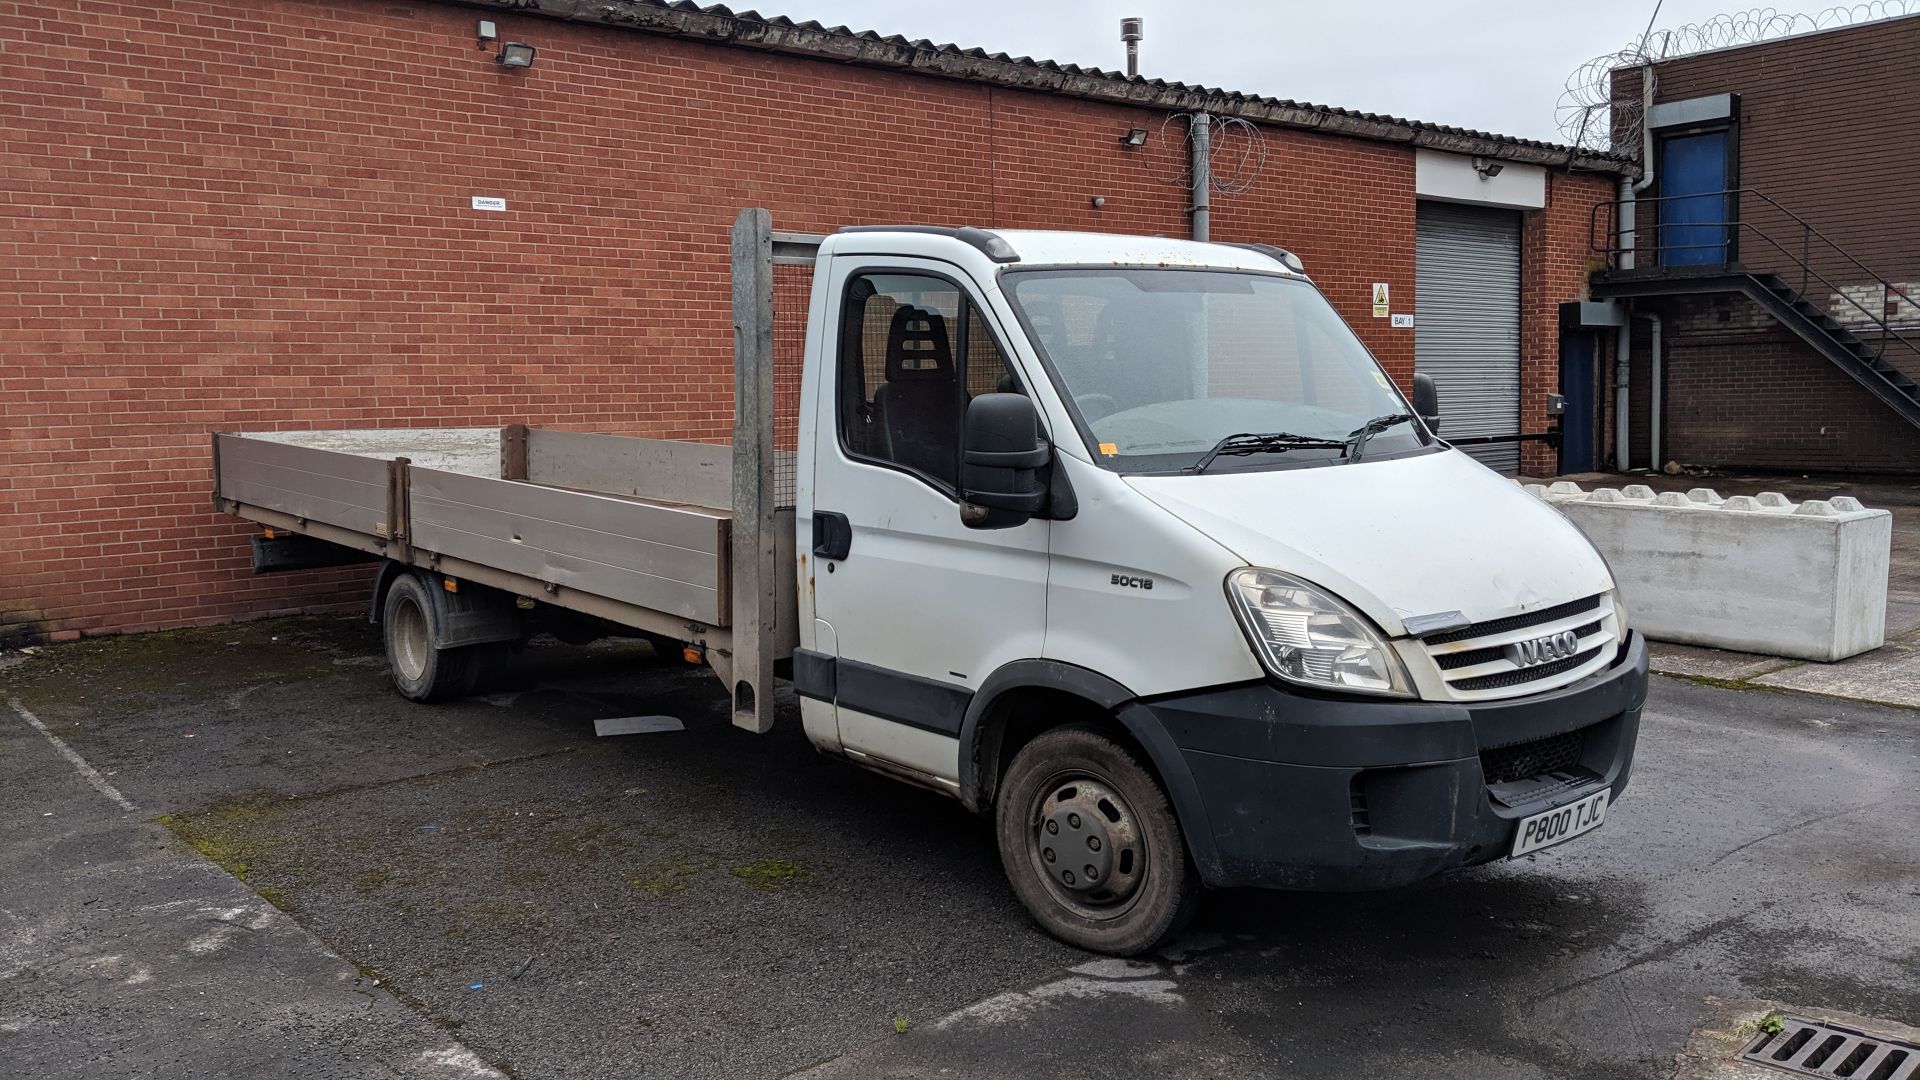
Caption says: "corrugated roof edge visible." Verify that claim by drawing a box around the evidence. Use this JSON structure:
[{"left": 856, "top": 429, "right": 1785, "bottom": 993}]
[{"left": 447, "top": 0, "right": 1636, "bottom": 174}]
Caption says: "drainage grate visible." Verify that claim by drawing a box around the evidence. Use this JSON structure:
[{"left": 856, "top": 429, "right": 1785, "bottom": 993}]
[{"left": 1741, "top": 1017, "right": 1920, "bottom": 1080}]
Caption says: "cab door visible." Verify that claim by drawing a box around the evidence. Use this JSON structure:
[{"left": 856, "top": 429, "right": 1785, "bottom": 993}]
[{"left": 807, "top": 259, "right": 1049, "bottom": 784}]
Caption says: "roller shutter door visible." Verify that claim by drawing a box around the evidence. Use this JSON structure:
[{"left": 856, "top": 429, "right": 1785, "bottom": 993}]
[{"left": 1415, "top": 202, "right": 1522, "bottom": 473}]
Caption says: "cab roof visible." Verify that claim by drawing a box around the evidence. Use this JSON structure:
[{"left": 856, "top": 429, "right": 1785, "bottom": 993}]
[{"left": 829, "top": 225, "right": 1303, "bottom": 275}]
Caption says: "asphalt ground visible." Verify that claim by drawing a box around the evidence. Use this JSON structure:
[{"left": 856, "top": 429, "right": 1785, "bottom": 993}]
[{"left": 2, "top": 616, "right": 1916, "bottom": 1078}]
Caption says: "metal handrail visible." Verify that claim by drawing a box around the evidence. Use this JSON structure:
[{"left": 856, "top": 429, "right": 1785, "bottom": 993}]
[{"left": 1589, "top": 188, "right": 1918, "bottom": 364}]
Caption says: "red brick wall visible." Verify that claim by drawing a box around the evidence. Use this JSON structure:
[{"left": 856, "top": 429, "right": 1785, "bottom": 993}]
[
  {"left": 1522, "top": 170, "right": 1617, "bottom": 475},
  {"left": 1628, "top": 293, "right": 1920, "bottom": 472},
  {"left": 1, "top": 0, "right": 1594, "bottom": 640}
]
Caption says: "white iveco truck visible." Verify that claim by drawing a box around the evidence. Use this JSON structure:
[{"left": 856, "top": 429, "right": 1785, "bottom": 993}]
[{"left": 214, "top": 209, "right": 1648, "bottom": 955}]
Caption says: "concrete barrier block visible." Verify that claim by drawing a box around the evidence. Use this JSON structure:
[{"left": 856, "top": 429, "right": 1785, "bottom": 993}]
[{"left": 1525, "top": 486, "right": 1892, "bottom": 660}]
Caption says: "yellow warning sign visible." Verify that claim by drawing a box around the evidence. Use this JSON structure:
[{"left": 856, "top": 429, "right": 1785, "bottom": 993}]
[{"left": 1371, "top": 282, "right": 1390, "bottom": 318}]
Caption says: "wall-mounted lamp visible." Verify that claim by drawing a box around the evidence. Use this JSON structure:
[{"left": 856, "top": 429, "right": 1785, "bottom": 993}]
[
  {"left": 477, "top": 20, "right": 498, "bottom": 47},
  {"left": 1471, "top": 156, "right": 1504, "bottom": 179},
  {"left": 1119, "top": 127, "right": 1149, "bottom": 147},
  {"left": 495, "top": 42, "right": 538, "bottom": 70}
]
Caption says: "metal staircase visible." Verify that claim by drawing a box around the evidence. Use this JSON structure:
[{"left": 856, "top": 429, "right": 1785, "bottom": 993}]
[{"left": 1588, "top": 188, "right": 1920, "bottom": 430}]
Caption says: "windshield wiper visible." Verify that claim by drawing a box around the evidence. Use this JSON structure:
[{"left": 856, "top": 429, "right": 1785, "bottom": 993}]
[
  {"left": 1187, "top": 431, "right": 1348, "bottom": 474},
  {"left": 1345, "top": 412, "right": 1415, "bottom": 464}
]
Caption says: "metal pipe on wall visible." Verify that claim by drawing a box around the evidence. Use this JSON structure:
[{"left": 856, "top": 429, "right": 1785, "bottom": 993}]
[
  {"left": 1190, "top": 112, "right": 1211, "bottom": 242},
  {"left": 1618, "top": 177, "right": 1636, "bottom": 271},
  {"left": 1617, "top": 64, "right": 1657, "bottom": 271},
  {"left": 1611, "top": 62, "right": 1659, "bottom": 471}
]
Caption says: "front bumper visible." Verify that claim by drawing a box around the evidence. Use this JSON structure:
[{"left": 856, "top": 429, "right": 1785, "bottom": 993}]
[{"left": 1125, "top": 630, "right": 1649, "bottom": 891}]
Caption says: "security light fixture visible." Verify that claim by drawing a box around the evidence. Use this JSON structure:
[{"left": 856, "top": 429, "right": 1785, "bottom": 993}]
[
  {"left": 1472, "top": 156, "right": 1504, "bottom": 179},
  {"left": 495, "top": 42, "right": 537, "bottom": 70},
  {"left": 1120, "top": 127, "right": 1149, "bottom": 147},
  {"left": 476, "top": 20, "right": 498, "bottom": 46}
]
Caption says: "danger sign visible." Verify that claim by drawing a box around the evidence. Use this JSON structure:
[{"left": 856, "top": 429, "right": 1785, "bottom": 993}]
[{"left": 1371, "top": 282, "right": 1390, "bottom": 317}]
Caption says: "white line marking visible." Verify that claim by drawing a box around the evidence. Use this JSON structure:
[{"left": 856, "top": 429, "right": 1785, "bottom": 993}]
[{"left": 8, "top": 698, "right": 137, "bottom": 812}]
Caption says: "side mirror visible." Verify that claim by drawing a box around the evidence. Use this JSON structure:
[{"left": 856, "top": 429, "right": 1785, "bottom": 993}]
[
  {"left": 961, "top": 393, "right": 1047, "bottom": 529},
  {"left": 1412, "top": 371, "right": 1440, "bottom": 433}
]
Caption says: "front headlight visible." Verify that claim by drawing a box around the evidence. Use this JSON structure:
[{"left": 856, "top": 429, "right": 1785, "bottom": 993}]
[{"left": 1225, "top": 568, "right": 1413, "bottom": 698}]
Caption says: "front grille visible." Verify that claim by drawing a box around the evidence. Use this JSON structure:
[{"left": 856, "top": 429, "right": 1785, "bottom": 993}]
[
  {"left": 1480, "top": 727, "right": 1587, "bottom": 785},
  {"left": 1435, "top": 621, "right": 1603, "bottom": 671},
  {"left": 1348, "top": 786, "right": 1372, "bottom": 836},
  {"left": 1451, "top": 646, "right": 1605, "bottom": 691},
  {"left": 1418, "top": 591, "right": 1617, "bottom": 700},
  {"left": 1422, "top": 594, "right": 1605, "bottom": 646}
]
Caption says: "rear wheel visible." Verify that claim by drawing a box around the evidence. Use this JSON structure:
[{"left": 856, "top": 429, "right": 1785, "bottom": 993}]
[
  {"left": 382, "top": 573, "right": 482, "bottom": 702},
  {"left": 994, "top": 724, "right": 1199, "bottom": 955}
]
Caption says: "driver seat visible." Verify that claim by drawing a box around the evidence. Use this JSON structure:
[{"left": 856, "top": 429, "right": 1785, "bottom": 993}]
[{"left": 872, "top": 305, "right": 958, "bottom": 482}]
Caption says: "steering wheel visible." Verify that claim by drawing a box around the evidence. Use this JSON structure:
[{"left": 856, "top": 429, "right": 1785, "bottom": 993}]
[{"left": 1074, "top": 393, "right": 1120, "bottom": 422}]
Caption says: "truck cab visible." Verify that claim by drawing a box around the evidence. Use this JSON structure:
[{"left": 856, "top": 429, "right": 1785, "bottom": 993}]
[{"left": 792, "top": 225, "right": 1647, "bottom": 953}]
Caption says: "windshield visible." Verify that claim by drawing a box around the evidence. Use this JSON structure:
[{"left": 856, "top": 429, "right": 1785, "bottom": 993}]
[{"left": 1004, "top": 269, "right": 1432, "bottom": 472}]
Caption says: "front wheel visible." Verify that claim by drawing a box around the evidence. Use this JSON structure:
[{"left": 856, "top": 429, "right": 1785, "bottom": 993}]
[{"left": 994, "top": 725, "right": 1199, "bottom": 955}]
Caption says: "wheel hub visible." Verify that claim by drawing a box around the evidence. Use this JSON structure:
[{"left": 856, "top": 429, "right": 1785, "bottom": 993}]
[{"left": 1034, "top": 778, "right": 1143, "bottom": 906}]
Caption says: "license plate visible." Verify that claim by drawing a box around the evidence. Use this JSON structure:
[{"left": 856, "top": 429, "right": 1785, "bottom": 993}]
[{"left": 1510, "top": 789, "right": 1609, "bottom": 858}]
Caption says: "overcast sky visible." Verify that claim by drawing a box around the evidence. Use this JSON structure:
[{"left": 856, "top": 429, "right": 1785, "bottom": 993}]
[{"left": 759, "top": 0, "right": 1756, "bottom": 144}]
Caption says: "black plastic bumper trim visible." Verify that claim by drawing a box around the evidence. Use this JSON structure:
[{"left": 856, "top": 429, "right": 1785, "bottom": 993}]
[
  {"left": 1128, "top": 632, "right": 1649, "bottom": 890},
  {"left": 792, "top": 648, "right": 835, "bottom": 702},
  {"left": 806, "top": 655, "right": 973, "bottom": 738}
]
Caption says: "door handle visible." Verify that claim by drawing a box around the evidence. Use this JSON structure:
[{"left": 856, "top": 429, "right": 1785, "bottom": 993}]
[{"left": 812, "top": 511, "right": 852, "bottom": 561}]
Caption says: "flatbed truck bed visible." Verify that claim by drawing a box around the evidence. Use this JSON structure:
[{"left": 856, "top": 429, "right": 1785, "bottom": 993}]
[{"left": 212, "top": 424, "right": 797, "bottom": 725}]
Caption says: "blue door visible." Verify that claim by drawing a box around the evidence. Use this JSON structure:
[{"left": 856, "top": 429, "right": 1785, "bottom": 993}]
[
  {"left": 1559, "top": 332, "right": 1595, "bottom": 472},
  {"left": 1658, "top": 131, "right": 1729, "bottom": 266}
]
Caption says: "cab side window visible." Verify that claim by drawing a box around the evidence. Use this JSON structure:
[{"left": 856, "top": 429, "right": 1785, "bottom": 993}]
[{"left": 837, "top": 273, "right": 1020, "bottom": 493}]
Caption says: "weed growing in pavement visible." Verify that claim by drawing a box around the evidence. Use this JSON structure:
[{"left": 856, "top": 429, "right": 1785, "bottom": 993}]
[
  {"left": 728, "top": 858, "right": 816, "bottom": 891},
  {"left": 632, "top": 862, "right": 698, "bottom": 897}
]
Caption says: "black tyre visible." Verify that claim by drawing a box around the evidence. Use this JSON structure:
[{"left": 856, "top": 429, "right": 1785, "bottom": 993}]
[
  {"left": 464, "top": 641, "right": 512, "bottom": 693},
  {"left": 994, "top": 724, "right": 1199, "bottom": 955},
  {"left": 382, "top": 573, "right": 481, "bottom": 703}
]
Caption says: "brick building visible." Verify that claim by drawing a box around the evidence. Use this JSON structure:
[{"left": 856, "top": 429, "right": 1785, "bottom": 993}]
[
  {"left": 1590, "top": 15, "right": 1920, "bottom": 474},
  {"left": 3, "top": 0, "right": 1627, "bottom": 642}
]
